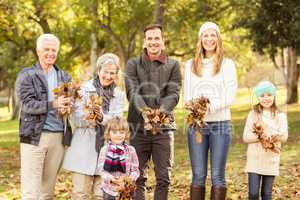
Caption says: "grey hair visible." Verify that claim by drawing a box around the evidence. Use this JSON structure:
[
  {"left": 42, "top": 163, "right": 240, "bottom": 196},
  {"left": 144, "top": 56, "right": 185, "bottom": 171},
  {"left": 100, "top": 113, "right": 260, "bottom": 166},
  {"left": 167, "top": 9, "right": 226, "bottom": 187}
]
[
  {"left": 96, "top": 53, "right": 120, "bottom": 72},
  {"left": 36, "top": 34, "right": 60, "bottom": 51}
]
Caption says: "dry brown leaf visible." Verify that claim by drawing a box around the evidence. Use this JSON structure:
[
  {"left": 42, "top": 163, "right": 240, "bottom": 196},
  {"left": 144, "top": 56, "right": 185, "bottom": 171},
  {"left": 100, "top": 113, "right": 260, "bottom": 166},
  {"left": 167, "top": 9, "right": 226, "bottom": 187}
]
[
  {"left": 195, "top": 130, "right": 202, "bottom": 144},
  {"left": 118, "top": 177, "right": 136, "bottom": 200},
  {"left": 253, "top": 122, "right": 281, "bottom": 153},
  {"left": 82, "top": 95, "right": 103, "bottom": 127},
  {"left": 53, "top": 81, "right": 82, "bottom": 117},
  {"left": 141, "top": 107, "right": 172, "bottom": 135},
  {"left": 184, "top": 96, "right": 209, "bottom": 144}
]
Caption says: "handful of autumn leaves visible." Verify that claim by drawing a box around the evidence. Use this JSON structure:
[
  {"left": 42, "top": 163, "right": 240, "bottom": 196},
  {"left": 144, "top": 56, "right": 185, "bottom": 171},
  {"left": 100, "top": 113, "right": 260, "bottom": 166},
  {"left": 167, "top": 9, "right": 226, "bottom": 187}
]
[
  {"left": 185, "top": 97, "right": 210, "bottom": 143},
  {"left": 141, "top": 107, "right": 172, "bottom": 135},
  {"left": 115, "top": 177, "right": 136, "bottom": 200},
  {"left": 53, "top": 81, "right": 82, "bottom": 117},
  {"left": 252, "top": 122, "right": 281, "bottom": 153},
  {"left": 83, "top": 94, "right": 103, "bottom": 126}
]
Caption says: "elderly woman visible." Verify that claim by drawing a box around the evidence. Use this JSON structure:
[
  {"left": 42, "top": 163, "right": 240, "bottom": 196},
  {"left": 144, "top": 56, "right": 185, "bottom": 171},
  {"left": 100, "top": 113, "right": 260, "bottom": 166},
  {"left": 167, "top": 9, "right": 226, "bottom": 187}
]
[{"left": 63, "top": 53, "right": 125, "bottom": 199}]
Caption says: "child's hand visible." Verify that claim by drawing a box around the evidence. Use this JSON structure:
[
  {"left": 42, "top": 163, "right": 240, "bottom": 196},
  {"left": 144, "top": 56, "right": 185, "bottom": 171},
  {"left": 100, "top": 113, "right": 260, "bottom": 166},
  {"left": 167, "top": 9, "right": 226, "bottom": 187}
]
[
  {"left": 110, "top": 177, "right": 119, "bottom": 184},
  {"left": 111, "top": 177, "right": 125, "bottom": 191},
  {"left": 116, "top": 181, "right": 125, "bottom": 191}
]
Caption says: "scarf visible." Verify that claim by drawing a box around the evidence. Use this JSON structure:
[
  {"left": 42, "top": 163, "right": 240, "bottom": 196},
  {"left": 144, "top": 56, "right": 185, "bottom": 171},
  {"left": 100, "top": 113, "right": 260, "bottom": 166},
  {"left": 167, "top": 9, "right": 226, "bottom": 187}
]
[
  {"left": 93, "top": 76, "right": 116, "bottom": 153},
  {"left": 103, "top": 142, "right": 127, "bottom": 173},
  {"left": 92, "top": 76, "right": 116, "bottom": 113}
]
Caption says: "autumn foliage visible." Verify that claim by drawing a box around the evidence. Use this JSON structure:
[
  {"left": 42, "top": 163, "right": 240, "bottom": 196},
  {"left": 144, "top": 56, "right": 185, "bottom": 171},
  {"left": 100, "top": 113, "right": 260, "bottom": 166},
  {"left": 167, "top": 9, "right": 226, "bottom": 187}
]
[
  {"left": 83, "top": 94, "right": 103, "bottom": 127},
  {"left": 253, "top": 122, "right": 281, "bottom": 153},
  {"left": 141, "top": 107, "right": 171, "bottom": 135},
  {"left": 52, "top": 81, "right": 82, "bottom": 117},
  {"left": 184, "top": 97, "right": 210, "bottom": 143},
  {"left": 118, "top": 177, "right": 136, "bottom": 200}
]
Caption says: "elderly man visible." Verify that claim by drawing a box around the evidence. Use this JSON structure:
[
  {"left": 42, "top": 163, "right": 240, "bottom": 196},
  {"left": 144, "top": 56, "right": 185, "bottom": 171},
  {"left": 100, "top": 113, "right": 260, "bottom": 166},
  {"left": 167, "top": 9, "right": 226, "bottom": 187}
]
[
  {"left": 15, "top": 34, "right": 72, "bottom": 200},
  {"left": 125, "top": 24, "right": 182, "bottom": 200}
]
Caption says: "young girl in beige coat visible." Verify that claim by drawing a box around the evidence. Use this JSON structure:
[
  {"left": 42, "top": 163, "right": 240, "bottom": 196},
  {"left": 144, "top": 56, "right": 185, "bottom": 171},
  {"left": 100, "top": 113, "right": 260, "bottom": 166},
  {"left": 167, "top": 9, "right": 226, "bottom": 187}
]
[{"left": 243, "top": 81, "right": 288, "bottom": 200}]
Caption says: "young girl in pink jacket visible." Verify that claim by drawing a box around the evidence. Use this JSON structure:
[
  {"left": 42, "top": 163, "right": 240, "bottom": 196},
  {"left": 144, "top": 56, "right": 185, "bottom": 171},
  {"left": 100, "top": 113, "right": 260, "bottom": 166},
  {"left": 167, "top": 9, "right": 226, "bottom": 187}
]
[{"left": 97, "top": 117, "right": 139, "bottom": 199}]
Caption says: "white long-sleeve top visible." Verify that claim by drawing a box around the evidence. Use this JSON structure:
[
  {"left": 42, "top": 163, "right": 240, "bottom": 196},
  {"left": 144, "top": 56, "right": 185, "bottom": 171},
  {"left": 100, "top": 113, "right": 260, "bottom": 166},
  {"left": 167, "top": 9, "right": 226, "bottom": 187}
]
[
  {"left": 243, "top": 110, "right": 288, "bottom": 176},
  {"left": 183, "top": 57, "right": 238, "bottom": 122}
]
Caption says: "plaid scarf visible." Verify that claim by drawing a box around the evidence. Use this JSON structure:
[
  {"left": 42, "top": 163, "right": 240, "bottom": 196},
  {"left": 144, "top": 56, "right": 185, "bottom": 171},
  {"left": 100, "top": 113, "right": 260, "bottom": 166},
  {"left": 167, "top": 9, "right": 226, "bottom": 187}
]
[{"left": 103, "top": 142, "right": 128, "bottom": 173}]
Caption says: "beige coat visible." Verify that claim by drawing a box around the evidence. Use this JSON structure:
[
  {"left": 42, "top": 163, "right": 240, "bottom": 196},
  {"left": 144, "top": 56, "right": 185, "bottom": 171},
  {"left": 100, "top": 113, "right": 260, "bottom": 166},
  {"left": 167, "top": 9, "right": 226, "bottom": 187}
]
[{"left": 243, "top": 110, "right": 288, "bottom": 176}]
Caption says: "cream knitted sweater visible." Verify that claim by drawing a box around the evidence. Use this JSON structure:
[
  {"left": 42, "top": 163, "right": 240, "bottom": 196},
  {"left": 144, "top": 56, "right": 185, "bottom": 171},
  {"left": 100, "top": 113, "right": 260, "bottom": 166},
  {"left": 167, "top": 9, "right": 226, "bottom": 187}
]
[
  {"left": 183, "top": 57, "right": 238, "bottom": 122},
  {"left": 243, "top": 110, "right": 288, "bottom": 176}
]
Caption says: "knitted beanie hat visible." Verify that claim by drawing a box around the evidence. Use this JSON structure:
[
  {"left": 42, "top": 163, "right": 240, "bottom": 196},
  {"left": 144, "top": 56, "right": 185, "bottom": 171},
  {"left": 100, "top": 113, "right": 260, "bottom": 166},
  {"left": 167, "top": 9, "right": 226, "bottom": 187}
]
[
  {"left": 255, "top": 81, "right": 277, "bottom": 99},
  {"left": 96, "top": 53, "right": 120, "bottom": 71},
  {"left": 198, "top": 22, "right": 221, "bottom": 38}
]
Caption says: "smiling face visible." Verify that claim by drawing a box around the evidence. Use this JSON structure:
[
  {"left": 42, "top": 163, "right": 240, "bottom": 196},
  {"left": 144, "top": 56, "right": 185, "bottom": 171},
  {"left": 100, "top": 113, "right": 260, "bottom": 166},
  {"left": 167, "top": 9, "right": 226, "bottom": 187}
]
[
  {"left": 201, "top": 29, "right": 218, "bottom": 57},
  {"left": 109, "top": 129, "right": 126, "bottom": 145},
  {"left": 258, "top": 93, "right": 275, "bottom": 109},
  {"left": 37, "top": 39, "right": 58, "bottom": 70},
  {"left": 98, "top": 64, "right": 118, "bottom": 87},
  {"left": 143, "top": 28, "right": 164, "bottom": 57}
]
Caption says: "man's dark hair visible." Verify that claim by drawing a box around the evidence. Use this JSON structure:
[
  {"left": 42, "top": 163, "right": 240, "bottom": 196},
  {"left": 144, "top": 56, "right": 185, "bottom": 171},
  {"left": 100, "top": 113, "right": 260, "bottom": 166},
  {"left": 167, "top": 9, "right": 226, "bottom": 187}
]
[{"left": 143, "top": 24, "right": 163, "bottom": 37}]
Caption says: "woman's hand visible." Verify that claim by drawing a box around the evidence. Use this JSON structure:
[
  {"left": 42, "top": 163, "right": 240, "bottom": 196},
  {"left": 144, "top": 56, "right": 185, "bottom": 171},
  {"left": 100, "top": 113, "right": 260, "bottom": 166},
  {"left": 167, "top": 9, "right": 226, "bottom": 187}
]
[{"left": 93, "top": 105, "right": 103, "bottom": 123}]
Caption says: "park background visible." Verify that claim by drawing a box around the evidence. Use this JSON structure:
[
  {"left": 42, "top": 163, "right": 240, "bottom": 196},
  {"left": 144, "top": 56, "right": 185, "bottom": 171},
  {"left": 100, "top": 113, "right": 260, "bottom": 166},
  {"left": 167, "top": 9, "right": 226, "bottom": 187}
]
[{"left": 0, "top": 0, "right": 299, "bottom": 199}]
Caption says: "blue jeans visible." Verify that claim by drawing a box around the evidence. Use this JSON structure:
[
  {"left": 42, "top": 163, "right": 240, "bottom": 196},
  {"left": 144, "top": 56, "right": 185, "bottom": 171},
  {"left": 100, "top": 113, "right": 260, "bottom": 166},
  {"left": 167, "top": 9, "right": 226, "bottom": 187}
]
[
  {"left": 248, "top": 173, "right": 275, "bottom": 200},
  {"left": 188, "top": 121, "right": 232, "bottom": 187}
]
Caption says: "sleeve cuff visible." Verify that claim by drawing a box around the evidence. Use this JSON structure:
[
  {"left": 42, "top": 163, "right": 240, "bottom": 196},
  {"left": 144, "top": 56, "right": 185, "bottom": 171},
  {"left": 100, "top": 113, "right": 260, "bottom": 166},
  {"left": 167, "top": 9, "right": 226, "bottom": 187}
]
[{"left": 48, "top": 101, "right": 54, "bottom": 110}]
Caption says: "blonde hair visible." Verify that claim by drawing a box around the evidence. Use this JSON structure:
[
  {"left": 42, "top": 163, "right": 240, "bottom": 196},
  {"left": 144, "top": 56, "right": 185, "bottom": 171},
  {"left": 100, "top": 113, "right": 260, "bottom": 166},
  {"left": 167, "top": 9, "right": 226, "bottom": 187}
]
[
  {"left": 192, "top": 30, "right": 224, "bottom": 76},
  {"left": 104, "top": 117, "right": 130, "bottom": 142}
]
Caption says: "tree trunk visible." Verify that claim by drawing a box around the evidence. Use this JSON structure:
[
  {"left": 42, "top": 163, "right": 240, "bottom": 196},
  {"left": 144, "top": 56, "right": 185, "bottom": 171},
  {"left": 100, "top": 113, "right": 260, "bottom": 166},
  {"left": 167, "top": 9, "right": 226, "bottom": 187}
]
[
  {"left": 90, "top": 32, "right": 98, "bottom": 73},
  {"left": 7, "top": 87, "right": 11, "bottom": 112},
  {"left": 153, "top": 0, "right": 165, "bottom": 25},
  {"left": 280, "top": 48, "right": 288, "bottom": 83},
  {"left": 11, "top": 88, "right": 20, "bottom": 120},
  {"left": 286, "top": 47, "right": 298, "bottom": 104}
]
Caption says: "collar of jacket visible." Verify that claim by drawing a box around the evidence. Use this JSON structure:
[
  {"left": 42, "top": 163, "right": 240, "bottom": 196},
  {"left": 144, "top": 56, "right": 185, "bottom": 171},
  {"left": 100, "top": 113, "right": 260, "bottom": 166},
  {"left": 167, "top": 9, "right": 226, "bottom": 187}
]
[
  {"left": 143, "top": 49, "right": 166, "bottom": 64},
  {"left": 34, "top": 62, "right": 60, "bottom": 72},
  {"left": 33, "top": 62, "right": 66, "bottom": 89}
]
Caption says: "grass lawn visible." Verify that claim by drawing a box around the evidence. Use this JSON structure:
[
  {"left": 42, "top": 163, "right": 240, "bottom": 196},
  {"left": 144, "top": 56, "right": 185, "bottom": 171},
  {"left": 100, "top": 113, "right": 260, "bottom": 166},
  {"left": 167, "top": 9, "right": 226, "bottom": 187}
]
[{"left": 0, "top": 89, "right": 299, "bottom": 199}]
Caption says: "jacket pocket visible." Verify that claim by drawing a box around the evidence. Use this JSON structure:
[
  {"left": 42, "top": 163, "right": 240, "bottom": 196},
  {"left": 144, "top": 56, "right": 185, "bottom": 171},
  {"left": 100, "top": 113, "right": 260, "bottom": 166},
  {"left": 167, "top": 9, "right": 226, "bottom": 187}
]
[{"left": 20, "top": 117, "right": 36, "bottom": 137}]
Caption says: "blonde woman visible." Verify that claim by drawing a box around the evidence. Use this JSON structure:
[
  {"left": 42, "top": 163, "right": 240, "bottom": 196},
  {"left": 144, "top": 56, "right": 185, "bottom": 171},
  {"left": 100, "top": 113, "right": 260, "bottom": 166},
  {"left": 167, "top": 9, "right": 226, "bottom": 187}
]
[{"left": 184, "top": 22, "right": 238, "bottom": 199}]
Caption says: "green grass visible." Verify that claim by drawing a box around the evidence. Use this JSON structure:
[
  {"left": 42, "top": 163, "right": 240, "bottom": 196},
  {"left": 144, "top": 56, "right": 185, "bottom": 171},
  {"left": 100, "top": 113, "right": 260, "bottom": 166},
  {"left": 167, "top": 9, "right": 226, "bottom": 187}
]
[{"left": 0, "top": 88, "right": 299, "bottom": 199}]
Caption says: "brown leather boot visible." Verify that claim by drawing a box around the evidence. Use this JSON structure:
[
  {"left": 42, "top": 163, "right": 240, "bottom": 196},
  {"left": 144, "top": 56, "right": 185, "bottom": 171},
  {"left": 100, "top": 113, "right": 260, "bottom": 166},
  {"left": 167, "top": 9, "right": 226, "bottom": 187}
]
[
  {"left": 210, "top": 186, "right": 226, "bottom": 200},
  {"left": 190, "top": 185, "right": 206, "bottom": 200}
]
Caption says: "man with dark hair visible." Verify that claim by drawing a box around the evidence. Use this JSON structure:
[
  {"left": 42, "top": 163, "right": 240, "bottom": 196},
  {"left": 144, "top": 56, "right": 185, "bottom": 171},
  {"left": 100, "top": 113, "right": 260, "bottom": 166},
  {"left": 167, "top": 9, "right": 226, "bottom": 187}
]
[
  {"left": 125, "top": 24, "right": 182, "bottom": 200},
  {"left": 15, "top": 34, "right": 72, "bottom": 200}
]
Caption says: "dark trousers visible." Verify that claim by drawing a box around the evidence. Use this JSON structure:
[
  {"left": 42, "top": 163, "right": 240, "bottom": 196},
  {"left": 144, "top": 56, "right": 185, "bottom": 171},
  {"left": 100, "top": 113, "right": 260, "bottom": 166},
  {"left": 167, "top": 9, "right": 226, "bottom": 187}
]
[
  {"left": 130, "top": 130, "right": 174, "bottom": 200},
  {"left": 248, "top": 172, "right": 275, "bottom": 200}
]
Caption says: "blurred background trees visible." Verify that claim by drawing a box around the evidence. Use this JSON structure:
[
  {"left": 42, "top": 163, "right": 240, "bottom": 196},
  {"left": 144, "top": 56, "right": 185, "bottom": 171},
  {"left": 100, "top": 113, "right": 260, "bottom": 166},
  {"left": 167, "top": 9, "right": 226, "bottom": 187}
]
[{"left": 0, "top": 0, "right": 299, "bottom": 119}]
